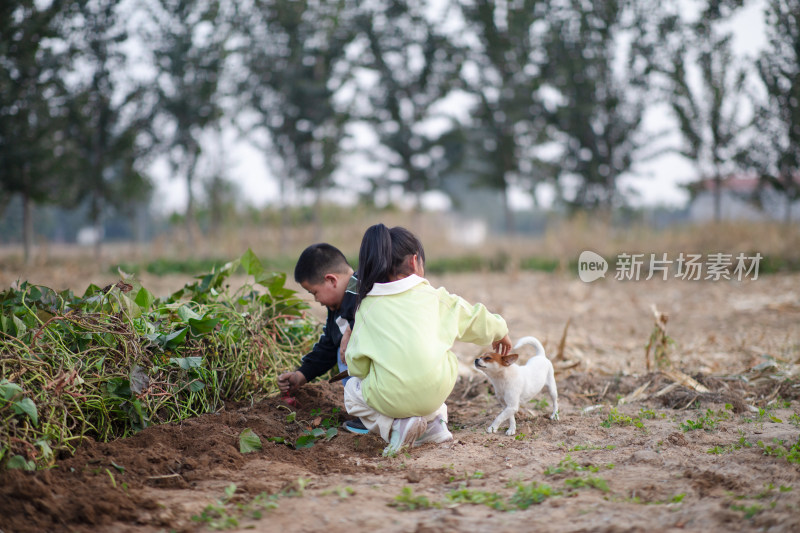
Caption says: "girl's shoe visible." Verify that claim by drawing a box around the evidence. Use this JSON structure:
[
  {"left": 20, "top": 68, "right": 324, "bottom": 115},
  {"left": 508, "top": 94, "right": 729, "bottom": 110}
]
[
  {"left": 383, "top": 416, "right": 427, "bottom": 456},
  {"left": 413, "top": 415, "right": 453, "bottom": 446}
]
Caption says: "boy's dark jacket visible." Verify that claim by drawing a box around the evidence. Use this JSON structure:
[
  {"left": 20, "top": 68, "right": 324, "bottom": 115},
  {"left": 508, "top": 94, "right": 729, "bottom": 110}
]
[{"left": 297, "top": 274, "right": 358, "bottom": 381}]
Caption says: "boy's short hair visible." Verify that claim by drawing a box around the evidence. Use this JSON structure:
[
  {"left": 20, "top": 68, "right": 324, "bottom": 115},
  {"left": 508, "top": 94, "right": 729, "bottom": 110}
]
[{"left": 294, "top": 243, "right": 351, "bottom": 284}]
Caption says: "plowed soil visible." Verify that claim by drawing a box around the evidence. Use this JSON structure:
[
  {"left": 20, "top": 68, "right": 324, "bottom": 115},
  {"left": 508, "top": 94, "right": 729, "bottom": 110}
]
[{"left": 1, "top": 269, "right": 799, "bottom": 533}]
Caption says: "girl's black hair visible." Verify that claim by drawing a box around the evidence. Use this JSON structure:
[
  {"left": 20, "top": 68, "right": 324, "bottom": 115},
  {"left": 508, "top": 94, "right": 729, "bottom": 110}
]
[{"left": 356, "top": 224, "right": 425, "bottom": 308}]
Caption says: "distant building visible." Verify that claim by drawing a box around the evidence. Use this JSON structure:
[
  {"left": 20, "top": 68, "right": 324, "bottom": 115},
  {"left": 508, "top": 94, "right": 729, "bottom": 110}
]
[{"left": 686, "top": 175, "right": 800, "bottom": 222}]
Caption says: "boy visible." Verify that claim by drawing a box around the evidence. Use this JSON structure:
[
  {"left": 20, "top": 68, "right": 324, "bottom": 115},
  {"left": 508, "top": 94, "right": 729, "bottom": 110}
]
[{"left": 277, "top": 243, "right": 368, "bottom": 434}]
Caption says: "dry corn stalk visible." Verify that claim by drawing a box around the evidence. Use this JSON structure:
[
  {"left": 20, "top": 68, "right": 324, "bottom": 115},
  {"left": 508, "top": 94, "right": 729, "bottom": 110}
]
[{"left": 645, "top": 304, "right": 672, "bottom": 371}]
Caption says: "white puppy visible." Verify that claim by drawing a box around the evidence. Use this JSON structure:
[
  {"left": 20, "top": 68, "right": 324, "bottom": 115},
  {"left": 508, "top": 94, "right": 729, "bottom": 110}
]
[{"left": 474, "top": 336, "right": 559, "bottom": 435}]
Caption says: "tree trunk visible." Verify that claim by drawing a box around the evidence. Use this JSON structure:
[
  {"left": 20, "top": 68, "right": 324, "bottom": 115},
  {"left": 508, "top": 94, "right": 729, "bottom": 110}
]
[
  {"left": 713, "top": 174, "right": 722, "bottom": 222},
  {"left": 92, "top": 192, "right": 103, "bottom": 265},
  {"left": 279, "top": 174, "right": 288, "bottom": 255},
  {"left": 185, "top": 152, "right": 199, "bottom": 248},
  {"left": 312, "top": 185, "right": 323, "bottom": 243},
  {"left": 502, "top": 183, "right": 515, "bottom": 235},
  {"left": 93, "top": 214, "right": 103, "bottom": 266},
  {"left": 22, "top": 192, "right": 33, "bottom": 266}
]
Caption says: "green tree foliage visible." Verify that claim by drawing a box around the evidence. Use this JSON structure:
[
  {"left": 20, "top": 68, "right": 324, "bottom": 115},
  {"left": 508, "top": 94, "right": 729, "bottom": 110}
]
[
  {"left": 541, "top": 0, "right": 656, "bottom": 212},
  {"left": 749, "top": 0, "right": 800, "bottom": 222},
  {"left": 351, "top": 0, "right": 463, "bottom": 207},
  {"left": 458, "top": 0, "right": 549, "bottom": 232},
  {"left": 236, "top": 0, "right": 358, "bottom": 244},
  {"left": 145, "top": 0, "right": 229, "bottom": 246},
  {"left": 0, "top": 0, "right": 77, "bottom": 262},
  {"left": 645, "top": 1, "right": 748, "bottom": 221},
  {"left": 62, "top": 0, "right": 154, "bottom": 259}
]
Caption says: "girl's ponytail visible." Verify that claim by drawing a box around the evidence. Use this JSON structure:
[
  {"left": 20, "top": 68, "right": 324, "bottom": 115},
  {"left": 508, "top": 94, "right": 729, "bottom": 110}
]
[{"left": 357, "top": 224, "right": 393, "bottom": 308}]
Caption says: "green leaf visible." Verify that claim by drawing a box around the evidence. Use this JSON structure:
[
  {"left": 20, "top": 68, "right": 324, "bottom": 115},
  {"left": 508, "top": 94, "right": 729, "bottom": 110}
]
[
  {"left": 164, "top": 327, "right": 188, "bottom": 349},
  {"left": 256, "top": 270, "right": 281, "bottom": 289},
  {"left": 267, "top": 436, "right": 286, "bottom": 444},
  {"left": 117, "top": 292, "right": 142, "bottom": 319},
  {"left": 188, "top": 317, "right": 220, "bottom": 335},
  {"left": 12, "top": 398, "right": 38, "bottom": 426},
  {"left": 0, "top": 380, "right": 23, "bottom": 401},
  {"left": 106, "top": 377, "right": 132, "bottom": 398},
  {"left": 188, "top": 380, "right": 206, "bottom": 392},
  {"left": 177, "top": 305, "right": 202, "bottom": 322},
  {"left": 239, "top": 428, "right": 263, "bottom": 453},
  {"left": 134, "top": 287, "right": 155, "bottom": 310},
  {"left": 130, "top": 365, "right": 149, "bottom": 394},
  {"left": 325, "top": 427, "right": 338, "bottom": 441},
  {"left": 12, "top": 315, "right": 27, "bottom": 337},
  {"left": 111, "top": 461, "right": 125, "bottom": 473},
  {"left": 82, "top": 283, "right": 104, "bottom": 298},
  {"left": 294, "top": 435, "right": 317, "bottom": 449},
  {"left": 35, "top": 439, "right": 53, "bottom": 461},
  {"left": 129, "top": 399, "right": 148, "bottom": 430},
  {"left": 6, "top": 455, "right": 35, "bottom": 471},
  {"left": 240, "top": 249, "right": 264, "bottom": 277},
  {"left": 170, "top": 356, "right": 203, "bottom": 370}
]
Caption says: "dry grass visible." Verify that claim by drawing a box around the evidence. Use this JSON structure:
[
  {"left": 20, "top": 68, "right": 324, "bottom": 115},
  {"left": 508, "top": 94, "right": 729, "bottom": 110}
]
[{"left": 2, "top": 208, "right": 799, "bottom": 279}]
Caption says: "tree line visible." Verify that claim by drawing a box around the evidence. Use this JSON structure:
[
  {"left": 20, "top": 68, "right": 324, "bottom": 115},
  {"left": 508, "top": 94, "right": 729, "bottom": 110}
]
[{"left": 2, "top": 0, "right": 798, "bottom": 262}]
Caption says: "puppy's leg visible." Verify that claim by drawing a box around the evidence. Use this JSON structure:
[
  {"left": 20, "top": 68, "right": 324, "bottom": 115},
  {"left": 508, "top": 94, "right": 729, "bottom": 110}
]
[
  {"left": 486, "top": 396, "right": 505, "bottom": 434},
  {"left": 546, "top": 370, "right": 559, "bottom": 421},
  {"left": 488, "top": 403, "right": 519, "bottom": 436}
]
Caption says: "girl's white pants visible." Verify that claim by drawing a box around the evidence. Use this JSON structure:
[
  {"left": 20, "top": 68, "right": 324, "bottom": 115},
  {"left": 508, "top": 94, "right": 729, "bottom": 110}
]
[{"left": 343, "top": 377, "right": 448, "bottom": 442}]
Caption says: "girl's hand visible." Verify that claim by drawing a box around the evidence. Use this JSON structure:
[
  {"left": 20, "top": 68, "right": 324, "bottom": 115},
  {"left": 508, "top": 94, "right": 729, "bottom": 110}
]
[{"left": 493, "top": 335, "right": 512, "bottom": 355}]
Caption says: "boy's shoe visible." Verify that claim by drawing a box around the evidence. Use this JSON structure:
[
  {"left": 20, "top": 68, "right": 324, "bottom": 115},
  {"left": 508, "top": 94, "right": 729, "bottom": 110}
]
[
  {"left": 382, "top": 416, "right": 427, "bottom": 457},
  {"left": 413, "top": 415, "right": 453, "bottom": 447},
  {"left": 342, "top": 419, "right": 369, "bottom": 435}
]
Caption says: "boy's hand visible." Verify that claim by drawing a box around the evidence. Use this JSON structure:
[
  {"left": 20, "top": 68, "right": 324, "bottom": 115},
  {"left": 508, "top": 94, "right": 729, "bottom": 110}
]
[
  {"left": 278, "top": 371, "right": 307, "bottom": 394},
  {"left": 493, "top": 335, "right": 512, "bottom": 355},
  {"left": 340, "top": 325, "right": 352, "bottom": 364}
]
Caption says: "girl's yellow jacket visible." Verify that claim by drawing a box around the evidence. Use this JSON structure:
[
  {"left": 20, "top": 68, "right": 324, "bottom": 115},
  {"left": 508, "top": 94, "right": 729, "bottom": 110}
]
[{"left": 346, "top": 275, "right": 508, "bottom": 418}]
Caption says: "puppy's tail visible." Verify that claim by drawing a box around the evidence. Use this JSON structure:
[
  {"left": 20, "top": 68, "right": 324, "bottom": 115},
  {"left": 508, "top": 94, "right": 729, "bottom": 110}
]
[{"left": 513, "top": 336, "right": 548, "bottom": 359}]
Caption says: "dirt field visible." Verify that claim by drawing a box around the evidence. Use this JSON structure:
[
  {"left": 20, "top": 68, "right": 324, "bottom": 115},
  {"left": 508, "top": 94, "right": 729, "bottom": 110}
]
[{"left": 2, "top": 269, "right": 800, "bottom": 533}]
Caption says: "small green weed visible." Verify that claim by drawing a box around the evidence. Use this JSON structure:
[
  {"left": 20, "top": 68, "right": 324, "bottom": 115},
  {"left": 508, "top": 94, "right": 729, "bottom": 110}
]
[
  {"left": 757, "top": 435, "right": 800, "bottom": 465},
  {"left": 544, "top": 455, "right": 613, "bottom": 475},
  {"left": 509, "top": 482, "right": 560, "bottom": 509},
  {"left": 287, "top": 407, "right": 340, "bottom": 449},
  {"left": 191, "top": 483, "right": 289, "bottom": 530},
  {"left": 706, "top": 435, "right": 753, "bottom": 455},
  {"left": 601, "top": 407, "right": 649, "bottom": 429},
  {"left": 564, "top": 476, "right": 610, "bottom": 492},
  {"left": 638, "top": 408, "right": 657, "bottom": 420},
  {"left": 680, "top": 407, "right": 731, "bottom": 432},
  {"left": 322, "top": 486, "right": 354, "bottom": 499},
  {"left": 743, "top": 406, "right": 784, "bottom": 425},
  {"left": 730, "top": 503, "right": 763, "bottom": 519},
  {"left": 529, "top": 398, "right": 550, "bottom": 410},
  {"left": 389, "top": 487, "right": 440, "bottom": 511},
  {"left": 445, "top": 487, "right": 507, "bottom": 510}
]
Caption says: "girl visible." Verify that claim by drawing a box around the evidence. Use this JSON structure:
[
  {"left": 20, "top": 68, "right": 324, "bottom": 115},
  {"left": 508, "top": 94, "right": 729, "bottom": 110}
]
[{"left": 344, "top": 224, "right": 511, "bottom": 456}]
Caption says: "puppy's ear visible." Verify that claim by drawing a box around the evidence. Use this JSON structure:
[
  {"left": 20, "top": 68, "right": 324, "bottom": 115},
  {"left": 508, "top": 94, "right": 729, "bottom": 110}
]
[{"left": 501, "top": 353, "right": 519, "bottom": 366}]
